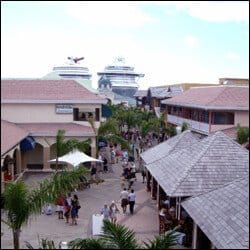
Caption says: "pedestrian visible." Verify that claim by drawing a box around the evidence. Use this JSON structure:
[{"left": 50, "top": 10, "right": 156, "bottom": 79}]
[
  {"left": 109, "top": 201, "right": 119, "bottom": 224},
  {"left": 121, "top": 148, "right": 128, "bottom": 161},
  {"left": 115, "top": 148, "right": 121, "bottom": 163},
  {"left": 120, "top": 176, "right": 126, "bottom": 190},
  {"left": 120, "top": 188, "right": 129, "bottom": 214},
  {"left": 103, "top": 157, "right": 108, "bottom": 173},
  {"left": 3, "top": 169, "right": 12, "bottom": 182},
  {"left": 128, "top": 189, "right": 136, "bottom": 215},
  {"left": 98, "top": 152, "right": 103, "bottom": 172},
  {"left": 66, "top": 193, "right": 72, "bottom": 206},
  {"left": 128, "top": 171, "right": 136, "bottom": 190},
  {"left": 63, "top": 199, "right": 71, "bottom": 223},
  {"left": 55, "top": 194, "right": 65, "bottom": 219},
  {"left": 70, "top": 194, "right": 79, "bottom": 225},
  {"left": 91, "top": 165, "right": 97, "bottom": 181},
  {"left": 110, "top": 148, "right": 115, "bottom": 164},
  {"left": 101, "top": 204, "right": 111, "bottom": 221},
  {"left": 141, "top": 169, "right": 146, "bottom": 183}
]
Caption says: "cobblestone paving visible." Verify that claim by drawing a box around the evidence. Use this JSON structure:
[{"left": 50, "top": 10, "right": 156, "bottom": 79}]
[{"left": 1, "top": 161, "right": 159, "bottom": 249}]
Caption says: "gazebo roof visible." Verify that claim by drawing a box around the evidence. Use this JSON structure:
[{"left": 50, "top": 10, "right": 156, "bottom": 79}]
[
  {"left": 182, "top": 177, "right": 249, "bottom": 249},
  {"left": 140, "top": 130, "right": 201, "bottom": 165},
  {"left": 146, "top": 131, "right": 249, "bottom": 197}
]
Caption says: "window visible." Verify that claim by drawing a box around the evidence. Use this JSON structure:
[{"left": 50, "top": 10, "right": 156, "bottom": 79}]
[
  {"left": 201, "top": 111, "right": 209, "bottom": 123},
  {"left": 212, "top": 112, "right": 234, "bottom": 125},
  {"left": 73, "top": 108, "right": 98, "bottom": 121}
]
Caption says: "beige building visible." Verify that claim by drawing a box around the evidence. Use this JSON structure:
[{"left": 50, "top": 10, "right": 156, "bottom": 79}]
[
  {"left": 162, "top": 85, "right": 249, "bottom": 135},
  {"left": 1, "top": 79, "right": 107, "bottom": 185}
]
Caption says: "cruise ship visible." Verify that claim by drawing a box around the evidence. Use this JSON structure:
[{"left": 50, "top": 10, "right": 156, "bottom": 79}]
[
  {"left": 97, "top": 57, "right": 145, "bottom": 98},
  {"left": 43, "top": 57, "right": 96, "bottom": 92}
]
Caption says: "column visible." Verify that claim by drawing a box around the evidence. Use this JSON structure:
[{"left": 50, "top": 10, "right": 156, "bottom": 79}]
[
  {"left": 192, "top": 222, "right": 198, "bottom": 249},
  {"left": 156, "top": 183, "right": 160, "bottom": 208},
  {"left": 146, "top": 170, "right": 151, "bottom": 192},
  {"left": 151, "top": 177, "right": 157, "bottom": 200},
  {"left": 16, "top": 149, "right": 22, "bottom": 174},
  {"left": 43, "top": 147, "right": 50, "bottom": 169},
  {"left": 177, "top": 197, "right": 181, "bottom": 220}
]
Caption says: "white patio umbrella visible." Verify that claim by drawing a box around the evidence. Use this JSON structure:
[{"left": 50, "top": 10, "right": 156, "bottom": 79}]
[{"left": 49, "top": 149, "right": 103, "bottom": 167}]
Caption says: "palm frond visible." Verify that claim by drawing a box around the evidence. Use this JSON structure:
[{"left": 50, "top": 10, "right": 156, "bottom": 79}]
[
  {"left": 98, "top": 118, "right": 119, "bottom": 137},
  {"left": 68, "top": 238, "right": 106, "bottom": 249},
  {"left": 100, "top": 220, "right": 141, "bottom": 249},
  {"left": 104, "top": 134, "right": 130, "bottom": 152},
  {"left": 3, "top": 181, "right": 31, "bottom": 229},
  {"left": 28, "top": 168, "right": 86, "bottom": 215},
  {"left": 143, "top": 226, "right": 180, "bottom": 249}
]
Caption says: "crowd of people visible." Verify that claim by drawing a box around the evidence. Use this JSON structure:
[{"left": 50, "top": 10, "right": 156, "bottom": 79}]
[
  {"left": 99, "top": 144, "right": 139, "bottom": 225},
  {"left": 43, "top": 193, "right": 81, "bottom": 226}
]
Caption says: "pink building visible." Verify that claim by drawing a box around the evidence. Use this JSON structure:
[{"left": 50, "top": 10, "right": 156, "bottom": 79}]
[
  {"left": 1, "top": 79, "right": 107, "bottom": 185},
  {"left": 162, "top": 85, "right": 249, "bottom": 135}
]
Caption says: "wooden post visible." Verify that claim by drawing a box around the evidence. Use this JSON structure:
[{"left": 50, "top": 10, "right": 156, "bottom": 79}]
[{"left": 192, "top": 222, "right": 198, "bottom": 249}]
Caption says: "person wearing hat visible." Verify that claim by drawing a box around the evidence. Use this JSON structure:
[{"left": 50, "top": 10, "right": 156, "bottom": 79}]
[
  {"left": 109, "top": 201, "right": 119, "bottom": 224},
  {"left": 101, "top": 204, "right": 111, "bottom": 221}
]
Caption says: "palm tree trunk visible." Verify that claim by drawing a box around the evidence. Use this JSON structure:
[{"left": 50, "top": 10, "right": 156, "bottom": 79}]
[
  {"left": 55, "top": 157, "right": 58, "bottom": 172},
  {"left": 13, "top": 228, "right": 20, "bottom": 249}
]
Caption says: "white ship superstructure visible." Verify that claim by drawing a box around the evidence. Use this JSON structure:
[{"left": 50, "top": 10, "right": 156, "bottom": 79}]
[
  {"left": 97, "top": 57, "right": 144, "bottom": 98},
  {"left": 43, "top": 56, "right": 96, "bottom": 92}
]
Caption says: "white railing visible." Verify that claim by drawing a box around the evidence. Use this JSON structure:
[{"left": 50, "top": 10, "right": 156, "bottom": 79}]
[{"left": 168, "top": 115, "right": 209, "bottom": 134}]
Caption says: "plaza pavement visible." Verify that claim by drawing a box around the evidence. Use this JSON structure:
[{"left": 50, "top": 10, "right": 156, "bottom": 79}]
[{"left": 1, "top": 160, "right": 159, "bottom": 249}]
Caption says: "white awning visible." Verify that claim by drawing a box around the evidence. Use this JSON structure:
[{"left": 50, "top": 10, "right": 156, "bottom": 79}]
[{"left": 49, "top": 149, "right": 103, "bottom": 167}]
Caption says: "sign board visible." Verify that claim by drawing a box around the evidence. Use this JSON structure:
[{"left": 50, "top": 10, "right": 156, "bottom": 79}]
[{"left": 56, "top": 104, "right": 73, "bottom": 114}]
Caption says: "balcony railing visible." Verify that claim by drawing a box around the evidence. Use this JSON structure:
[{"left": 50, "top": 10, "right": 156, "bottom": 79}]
[{"left": 168, "top": 114, "right": 209, "bottom": 134}]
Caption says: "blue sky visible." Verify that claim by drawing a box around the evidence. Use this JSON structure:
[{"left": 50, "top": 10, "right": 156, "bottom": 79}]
[{"left": 1, "top": 1, "right": 249, "bottom": 89}]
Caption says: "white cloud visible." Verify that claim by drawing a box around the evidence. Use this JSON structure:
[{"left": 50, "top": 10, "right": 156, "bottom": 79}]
[
  {"left": 184, "top": 35, "right": 199, "bottom": 48},
  {"left": 162, "top": 1, "right": 249, "bottom": 23},
  {"left": 65, "top": 1, "right": 157, "bottom": 28},
  {"left": 226, "top": 52, "right": 240, "bottom": 61}
]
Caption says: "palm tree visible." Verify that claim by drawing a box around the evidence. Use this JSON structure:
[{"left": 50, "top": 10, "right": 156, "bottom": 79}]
[
  {"left": 97, "top": 118, "right": 130, "bottom": 152},
  {"left": 55, "top": 129, "right": 91, "bottom": 170},
  {"left": 26, "top": 220, "right": 179, "bottom": 249},
  {"left": 236, "top": 124, "right": 249, "bottom": 145},
  {"left": 2, "top": 167, "right": 86, "bottom": 249}
]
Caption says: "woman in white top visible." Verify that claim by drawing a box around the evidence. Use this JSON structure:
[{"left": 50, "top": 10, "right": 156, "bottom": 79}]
[{"left": 109, "top": 201, "right": 119, "bottom": 224}]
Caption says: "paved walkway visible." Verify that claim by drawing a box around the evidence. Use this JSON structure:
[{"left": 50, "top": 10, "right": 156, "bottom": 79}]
[{"left": 1, "top": 160, "right": 159, "bottom": 249}]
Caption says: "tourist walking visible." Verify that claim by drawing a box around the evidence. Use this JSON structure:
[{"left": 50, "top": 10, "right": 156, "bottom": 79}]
[
  {"left": 128, "top": 189, "right": 136, "bottom": 215},
  {"left": 63, "top": 199, "right": 71, "bottom": 223},
  {"left": 120, "top": 188, "right": 129, "bottom": 214},
  {"left": 70, "top": 194, "right": 79, "bottom": 225},
  {"left": 109, "top": 201, "right": 119, "bottom": 224},
  {"left": 91, "top": 165, "right": 97, "bottom": 181},
  {"left": 55, "top": 194, "right": 65, "bottom": 219},
  {"left": 103, "top": 157, "right": 108, "bottom": 173},
  {"left": 101, "top": 204, "right": 111, "bottom": 221}
]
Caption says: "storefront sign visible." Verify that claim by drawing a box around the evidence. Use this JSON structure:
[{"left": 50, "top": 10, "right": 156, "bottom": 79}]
[{"left": 56, "top": 104, "right": 73, "bottom": 114}]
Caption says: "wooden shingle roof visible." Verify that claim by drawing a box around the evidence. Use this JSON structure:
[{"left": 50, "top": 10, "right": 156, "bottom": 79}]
[
  {"left": 1, "top": 79, "right": 106, "bottom": 104},
  {"left": 1, "top": 120, "right": 29, "bottom": 156},
  {"left": 140, "top": 130, "right": 201, "bottom": 165},
  {"left": 162, "top": 85, "right": 249, "bottom": 110},
  {"left": 146, "top": 131, "right": 249, "bottom": 197},
  {"left": 181, "top": 177, "right": 249, "bottom": 249}
]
